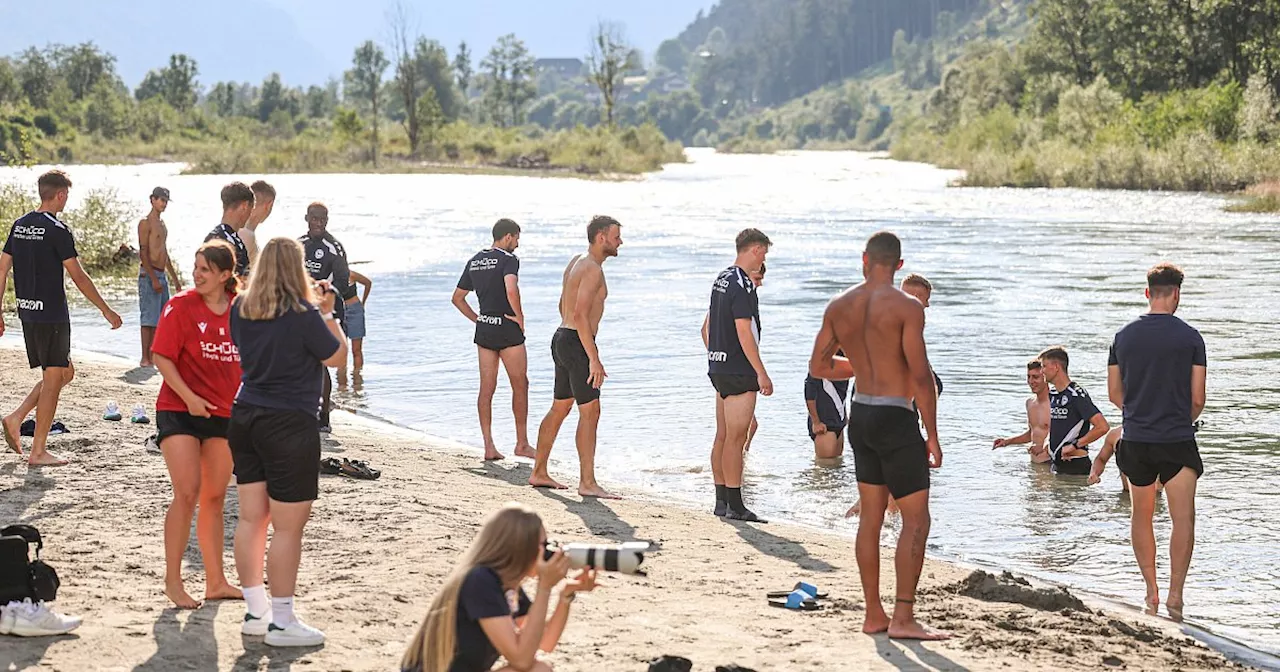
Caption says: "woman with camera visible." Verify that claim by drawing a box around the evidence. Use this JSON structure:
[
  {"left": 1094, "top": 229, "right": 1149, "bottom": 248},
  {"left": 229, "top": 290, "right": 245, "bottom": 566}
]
[
  {"left": 151, "top": 240, "right": 243, "bottom": 609},
  {"left": 401, "top": 503, "right": 598, "bottom": 672},
  {"left": 228, "top": 237, "right": 347, "bottom": 648}
]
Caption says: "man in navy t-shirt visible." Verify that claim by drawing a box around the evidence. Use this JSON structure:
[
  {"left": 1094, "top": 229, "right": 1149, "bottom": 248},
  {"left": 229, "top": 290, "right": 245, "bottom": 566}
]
[
  {"left": 299, "top": 202, "right": 351, "bottom": 433},
  {"left": 1100, "top": 263, "right": 1206, "bottom": 615},
  {"left": 1038, "top": 346, "right": 1111, "bottom": 476},
  {"left": 0, "top": 170, "right": 122, "bottom": 467},
  {"left": 704, "top": 228, "right": 772, "bottom": 522},
  {"left": 204, "top": 182, "right": 254, "bottom": 279},
  {"left": 452, "top": 219, "right": 532, "bottom": 461}
]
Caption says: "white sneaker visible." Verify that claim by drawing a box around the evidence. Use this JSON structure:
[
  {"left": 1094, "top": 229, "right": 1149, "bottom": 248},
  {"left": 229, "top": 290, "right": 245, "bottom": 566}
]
[
  {"left": 264, "top": 618, "right": 325, "bottom": 647},
  {"left": 145, "top": 434, "right": 161, "bottom": 454},
  {"left": 6, "top": 599, "right": 82, "bottom": 636},
  {"left": 103, "top": 401, "right": 122, "bottom": 421},
  {"left": 130, "top": 405, "right": 150, "bottom": 424},
  {"left": 241, "top": 610, "right": 270, "bottom": 636},
  {"left": 0, "top": 602, "right": 16, "bottom": 635}
]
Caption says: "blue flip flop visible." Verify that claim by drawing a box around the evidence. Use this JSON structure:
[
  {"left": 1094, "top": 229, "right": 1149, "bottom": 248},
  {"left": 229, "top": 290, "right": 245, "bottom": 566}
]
[
  {"left": 767, "top": 582, "right": 826, "bottom": 600},
  {"left": 767, "top": 589, "right": 823, "bottom": 611}
]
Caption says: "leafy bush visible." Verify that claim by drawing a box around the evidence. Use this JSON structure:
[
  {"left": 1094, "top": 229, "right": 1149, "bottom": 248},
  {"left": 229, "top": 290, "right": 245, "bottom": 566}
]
[{"left": 0, "top": 183, "right": 131, "bottom": 273}]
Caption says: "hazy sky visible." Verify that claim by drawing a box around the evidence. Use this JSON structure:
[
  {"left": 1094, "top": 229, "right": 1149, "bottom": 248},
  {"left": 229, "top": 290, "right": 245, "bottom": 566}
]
[{"left": 0, "top": 0, "right": 716, "bottom": 87}]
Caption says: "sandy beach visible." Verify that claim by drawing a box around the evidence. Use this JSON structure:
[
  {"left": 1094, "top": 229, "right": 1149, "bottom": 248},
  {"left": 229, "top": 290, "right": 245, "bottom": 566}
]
[{"left": 0, "top": 344, "right": 1250, "bottom": 671}]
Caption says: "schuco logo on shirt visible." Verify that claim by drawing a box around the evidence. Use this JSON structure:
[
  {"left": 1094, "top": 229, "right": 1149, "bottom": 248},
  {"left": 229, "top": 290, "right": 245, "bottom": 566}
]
[
  {"left": 200, "top": 340, "right": 240, "bottom": 362},
  {"left": 12, "top": 225, "right": 46, "bottom": 239}
]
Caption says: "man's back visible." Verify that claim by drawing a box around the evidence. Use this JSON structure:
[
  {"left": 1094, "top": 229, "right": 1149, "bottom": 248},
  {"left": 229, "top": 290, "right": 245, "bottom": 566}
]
[
  {"left": 559, "top": 254, "right": 605, "bottom": 335},
  {"left": 1111, "top": 314, "right": 1206, "bottom": 442},
  {"left": 829, "top": 283, "right": 921, "bottom": 399},
  {"left": 4, "top": 211, "right": 76, "bottom": 324},
  {"left": 460, "top": 248, "right": 517, "bottom": 317}
]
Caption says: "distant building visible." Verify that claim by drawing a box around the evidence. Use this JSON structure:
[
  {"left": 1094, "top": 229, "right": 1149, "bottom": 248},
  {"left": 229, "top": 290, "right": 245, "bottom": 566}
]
[{"left": 535, "top": 58, "right": 584, "bottom": 76}]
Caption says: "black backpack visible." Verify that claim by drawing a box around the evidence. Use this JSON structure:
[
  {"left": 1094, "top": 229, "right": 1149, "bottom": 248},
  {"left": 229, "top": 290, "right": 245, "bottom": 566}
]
[{"left": 0, "top": 524, "right": 60, "bottom": 603}]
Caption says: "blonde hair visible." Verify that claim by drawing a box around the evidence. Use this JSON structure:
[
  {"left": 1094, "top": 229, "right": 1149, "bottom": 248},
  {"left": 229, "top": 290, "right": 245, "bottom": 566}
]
[
  {"left": 237, "top": 237, "right": 315, "bottom": 320},
  {"left": 402, "top": 503, "right": 544, "bottom": 672}
]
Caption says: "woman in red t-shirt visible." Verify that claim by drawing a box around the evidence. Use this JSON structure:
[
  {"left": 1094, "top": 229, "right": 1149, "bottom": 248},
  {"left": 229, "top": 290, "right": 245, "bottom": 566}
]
[{"left": 151, "top": 240, "right": 243, "bottom": 609}]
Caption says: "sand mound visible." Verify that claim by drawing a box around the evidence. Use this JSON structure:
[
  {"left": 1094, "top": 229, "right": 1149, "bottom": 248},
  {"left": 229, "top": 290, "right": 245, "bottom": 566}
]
[{"left": 945, "top": 570, "right": 1087, "bottom": 612}]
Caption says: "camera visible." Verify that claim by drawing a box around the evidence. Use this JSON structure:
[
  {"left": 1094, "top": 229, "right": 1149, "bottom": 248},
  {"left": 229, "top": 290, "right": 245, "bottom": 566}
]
[{"left": 543, "top": 541, "right": 652, "bottom": 576}]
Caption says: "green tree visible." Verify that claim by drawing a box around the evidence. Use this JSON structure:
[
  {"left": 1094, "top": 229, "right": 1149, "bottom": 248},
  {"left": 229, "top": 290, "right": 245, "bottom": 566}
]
[
  {"left": 136, "top": 54, "right": 200, "bottom": 111},
  {"left": 16, "top": 48, "right": 54, "bottom": 108},
  {"left": 481, "top": 34, "right": 536, "bottom": 127},
  {"left": 305, "top": 82, "right": 338, "bottom": 118},
  {"left": 0, "top": 59, "right": 19, "bottom": 107},
  {"left": 333, "top": 106, "right": 365, "bottom": 146},
  {"left": 587, "top": 20, "right": 635, "bottom": 127},
  {"left": 53, "top": 42, "right": 118, "bottom": 101},
  {"left": 454, "top": 41, "right": 473, "bottom": 98},
  {"left": 655, "top": 39, "right": 688, "bottom": 73},
  {"left": 208, "top": 82, "right": 236, "bottom": 117},
  {"left": 258, "top": 73, "right": 288, "bottom": 122},
  {"left": 417, "top": 87, "right": 445, "bottom": 146},
  {"left": 84, "top": 79, "right": 130, "bottom": 138},
  {"left": 346, "top": 41, "right": 389, "bottom": 166}
]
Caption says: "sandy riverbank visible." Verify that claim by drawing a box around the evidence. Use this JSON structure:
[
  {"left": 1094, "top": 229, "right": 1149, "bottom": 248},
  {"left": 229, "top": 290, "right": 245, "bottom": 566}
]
[{"left": 0, "top": 344, "right": 1249, "bottom": 671}]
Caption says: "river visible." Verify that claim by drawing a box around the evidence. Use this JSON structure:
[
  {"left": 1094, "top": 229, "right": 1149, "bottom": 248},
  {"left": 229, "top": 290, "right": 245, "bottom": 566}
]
[{"left": 2, "top": 150, "right": 1278, "bottom": 658}]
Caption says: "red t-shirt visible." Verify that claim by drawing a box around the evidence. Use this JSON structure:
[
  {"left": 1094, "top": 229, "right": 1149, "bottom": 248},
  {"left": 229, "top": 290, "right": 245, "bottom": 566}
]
[{"left": 151, "top": 289, "right": 242, "bottom": 418}]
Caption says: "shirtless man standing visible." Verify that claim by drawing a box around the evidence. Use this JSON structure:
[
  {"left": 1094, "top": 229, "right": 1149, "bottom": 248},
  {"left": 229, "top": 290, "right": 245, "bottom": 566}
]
[
  {"left": 809, "top": 231, "right": 948, "bottom": 641},
  {"left": 239, "top": 180, "right": 276, "bottom": 267},
  {"left": 137, "top": 187, "right": 182, "bottom": 367},
  {"left": 993, "top": 360, "right": 1052, "bottom": 463},
  {"left": 528, "top": 216, "right": 622, "bottom": 499}
]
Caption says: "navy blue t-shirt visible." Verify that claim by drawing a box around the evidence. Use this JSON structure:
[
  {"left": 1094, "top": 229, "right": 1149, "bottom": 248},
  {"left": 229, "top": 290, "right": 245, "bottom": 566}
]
[
  {"left": 1048, "top": 381, "right": 1101, "bottom": 466},
  {"left": 229, "top": 299, "right": 340, "bottom": 417},
  {"left": 805, "top": 375, "right": 849, "bottom": 420},
  {"left": 1109, "top": 313, "right": 1207, "bottom": 443},
  {"left": 457, "top": 248, "right": 519, "bottom": 317},
  {"left": 450, "top": 566, "right": 532, "bottom": 672},
  {"left": 707, "top": 266, "right": 760, "bottom": 376},
  {"left": 301, "top": 233, "right": 353, "bottom": 299},
  {"left": 205, "top": 223, "right": 249, "bottom": 277},
  {"left": 3, "top": 211, "right": 78, "bottom": 324}
]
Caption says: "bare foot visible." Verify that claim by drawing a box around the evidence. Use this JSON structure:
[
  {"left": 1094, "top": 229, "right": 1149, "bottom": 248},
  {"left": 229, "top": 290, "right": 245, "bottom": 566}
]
[
  {"left": 846, "top": 502, "right": 862, "bottom": 517},
  {"left": 483, "top": 449, "right": 505, "bottom": 461},
  {"left": 165, "top": 582, "right": 202, "bottom": 609},
  {"left": 862, "top": 611, "right": 891, "bottom": 634},
  {"left": 529, "top": 474, "right": 568, "bottom": 489},
  {"left": 579, "top": 485, "right": 622, "bottom": 500},
  {"left": 1166, "top": 593, "right": 1183, "bottom": 619},
  {"left": 888, "top": 619, "right": 952, "bottom": 640},
  {"left": 513, "top": 444, "right": 537, "bottom": 459},
  {"left": 1145, "top": 590, "right": 1160, "bottom": 612},
  {"left": 205, "top": 583, "right": 243, "bottom": 601},
  {"left": 140, "top": 359, "right": 153, "bottom": 368},
  {"left": 2, "top": 416, "right": 22, "bottom": 456},
  {"left": 28, "top": 450, "right": 69, "bottom": 467}
]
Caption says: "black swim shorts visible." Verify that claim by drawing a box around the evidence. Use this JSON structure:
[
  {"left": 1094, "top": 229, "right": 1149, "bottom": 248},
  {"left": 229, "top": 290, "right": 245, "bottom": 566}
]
[
  {"left": 228, "top": 403, "right": 321, "bottom": 503},
  {"left": 156, "top": 411, "right": 230, "bottom": 444},
  {"left": 1116, "top": 438, "right": 1203, "bottom": 487},
  {"left": 551, "top": 328, "right": 600, "bottom": 406},
  {"left": 22, "top": 322, "right": 71, "bottom": 370},
  {"left": 709, "top": 373, "right": 760, "bottom": 399},
  {"left": 847, "top": 402, "right": 929, "bottom": 499},
  {"left": 474, "top": 315, "right": 525, "bottom": 352}
]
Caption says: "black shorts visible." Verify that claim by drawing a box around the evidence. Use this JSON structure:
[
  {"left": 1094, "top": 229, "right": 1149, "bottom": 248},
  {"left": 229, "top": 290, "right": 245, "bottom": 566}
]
[
  {"left": 1116, "top": 438, "right": 1203, "bottom": 487},
  {"left": 23, "top": 322, "right": 71, "bottom": 370},
  {"left": 228, "top": 403, "right": 321, "bottom": 503},
  {"left": 1053, "top": 455, "right": 1093, "bottom": 476},
  {"left": 552, "top": 328, "right": 599, "bottom": 405},
  {"left": 808, "top": 415, "right": 846, "bottom": 441},
  {"left": 709, "top": 373, "right": 759, "bottom": 399},
  {"left": 847, "top": 402, "right": 929, "bottom": 499},
  {"left": 475, "top": 315, "right": 526, "bottom": 352},
  {"left": 157, "top": 411, "right": 230, "bottom": 443}
]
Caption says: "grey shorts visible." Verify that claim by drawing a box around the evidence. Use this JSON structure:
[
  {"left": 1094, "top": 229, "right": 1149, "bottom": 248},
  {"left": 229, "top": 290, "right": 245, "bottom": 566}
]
[{"left": 138, "top": 272, "right": 170, "bottom": 327}]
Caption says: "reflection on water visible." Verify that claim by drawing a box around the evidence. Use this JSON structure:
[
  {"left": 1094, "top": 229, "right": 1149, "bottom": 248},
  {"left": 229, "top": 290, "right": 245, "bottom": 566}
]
[{"left": 5, "top": 151, "right": 1279, "bottom": 655}]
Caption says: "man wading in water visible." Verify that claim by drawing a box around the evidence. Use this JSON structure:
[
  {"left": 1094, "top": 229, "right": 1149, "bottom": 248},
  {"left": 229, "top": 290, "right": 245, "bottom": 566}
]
[
  {"left": 809, "top": 231, "right": 949, "bottom": 641},
  {"left": 528, "top": 216, "right": 623, "bottom": 499}
]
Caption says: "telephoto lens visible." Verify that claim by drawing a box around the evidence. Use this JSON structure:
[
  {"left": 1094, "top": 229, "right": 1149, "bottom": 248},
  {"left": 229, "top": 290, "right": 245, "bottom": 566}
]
[{"left": 543, "top": 541, "right": 652, "bottom": 576}]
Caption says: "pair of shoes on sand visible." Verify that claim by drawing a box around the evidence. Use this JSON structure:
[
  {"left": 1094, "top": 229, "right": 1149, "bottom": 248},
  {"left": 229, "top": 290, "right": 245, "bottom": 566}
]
[
  {"left": 104, "top": 402, "right": 148, "bottom": 424},
  {"left": 648, "top": 656, "right": 757, "bottom": 672},
  {"left": 320, "top": 457, "right": 380, "bottom": 480}
]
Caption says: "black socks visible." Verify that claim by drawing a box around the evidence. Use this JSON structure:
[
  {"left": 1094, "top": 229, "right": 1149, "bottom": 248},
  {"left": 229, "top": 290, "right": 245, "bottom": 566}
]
[
  {"left": 714, "top": 484, "right": 727, "bottom": 516},
  {"left": 724, "top": 487, "right": 766, "bottom": 523}
]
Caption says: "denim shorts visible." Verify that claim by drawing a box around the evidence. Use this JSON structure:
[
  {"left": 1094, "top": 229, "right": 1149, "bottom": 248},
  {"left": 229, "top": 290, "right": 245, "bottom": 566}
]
[
  {"left": 138, "top": 271, "right": 170, "bottom": 327},
  {"left": 343, "top": 298, "right": 366, "bottom": 340}
]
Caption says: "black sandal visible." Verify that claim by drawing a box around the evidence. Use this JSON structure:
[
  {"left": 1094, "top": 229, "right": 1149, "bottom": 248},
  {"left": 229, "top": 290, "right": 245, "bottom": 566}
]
[
  {"left": 340, "top": 458, "right": 380, "bottom": 480},
  {"left": 320, "top": 457, "right": 342, "bottom": 475}
]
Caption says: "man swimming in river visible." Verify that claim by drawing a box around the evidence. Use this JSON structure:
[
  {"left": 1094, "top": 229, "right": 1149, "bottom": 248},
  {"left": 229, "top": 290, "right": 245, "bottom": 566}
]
[
  {"left": 810, "top": 231, "right": 948, "bottom": 641},
  {"left": 993, "top": 360, "right": 1052, "bottom": 463},
  {"left": 528, "top": 216, "right": 623, "bottom": 499}
]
